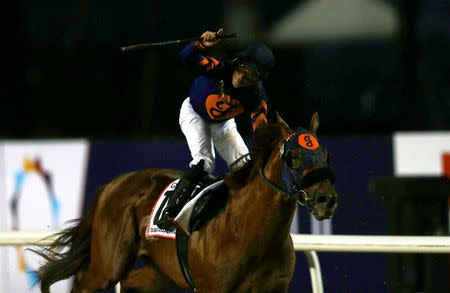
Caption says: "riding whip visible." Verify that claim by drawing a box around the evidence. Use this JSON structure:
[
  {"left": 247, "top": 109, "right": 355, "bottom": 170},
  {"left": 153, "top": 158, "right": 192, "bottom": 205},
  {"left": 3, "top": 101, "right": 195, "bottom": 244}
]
[{"left": 121, "top": 33, "right": 238, "bottom": 52}]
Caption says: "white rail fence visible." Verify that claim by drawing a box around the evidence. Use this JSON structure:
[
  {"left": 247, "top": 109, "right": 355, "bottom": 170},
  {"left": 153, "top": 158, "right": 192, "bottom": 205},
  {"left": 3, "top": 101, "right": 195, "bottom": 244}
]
[
  {"left": 1, "top": 232, "right": 450, "bottom": 293},
  {"left": 291, "top": 234, "right": 450, "bottom": 293}
]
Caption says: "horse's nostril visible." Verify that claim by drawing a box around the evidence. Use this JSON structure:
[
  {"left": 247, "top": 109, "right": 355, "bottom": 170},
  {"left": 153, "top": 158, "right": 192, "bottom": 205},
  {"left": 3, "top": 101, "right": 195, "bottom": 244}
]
[{"left": 316, "top": 195, "right": 327, "bottom": 204}]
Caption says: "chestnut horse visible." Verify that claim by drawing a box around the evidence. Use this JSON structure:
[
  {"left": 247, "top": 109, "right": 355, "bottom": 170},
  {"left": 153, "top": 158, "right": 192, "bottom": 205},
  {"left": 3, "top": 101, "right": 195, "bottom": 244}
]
[{"left": 33, "top": 113, "right": 338, "bottom": 293}]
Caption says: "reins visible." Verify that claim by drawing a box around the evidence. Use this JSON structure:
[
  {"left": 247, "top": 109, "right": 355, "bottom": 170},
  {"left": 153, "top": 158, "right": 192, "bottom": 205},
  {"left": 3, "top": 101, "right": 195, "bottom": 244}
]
[
  {"left": 229, "top": 149, "right": 311, "bottom": 205},
  {"left": 229, "top": 153, "right": 252, "bottom": 170},
  {"left": 258, "top": 167, "right": 304, "bottom": 202},
  {"left": 229, "top": 152, "right": 303, "bottom": 201}
]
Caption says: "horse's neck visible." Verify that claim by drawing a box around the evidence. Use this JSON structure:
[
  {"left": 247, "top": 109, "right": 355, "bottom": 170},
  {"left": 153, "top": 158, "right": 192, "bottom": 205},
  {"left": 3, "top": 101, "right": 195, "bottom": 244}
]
[{"left": 225, "top": 147, "right": 297, "bottom": 239}]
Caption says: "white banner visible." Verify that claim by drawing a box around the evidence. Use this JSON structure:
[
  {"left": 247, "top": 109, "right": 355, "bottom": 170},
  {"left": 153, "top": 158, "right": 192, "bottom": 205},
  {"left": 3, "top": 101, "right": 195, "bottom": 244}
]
[
  {"left": 0, "top": 140, "right": 89, "bottom": 293},
  {"left": 393, "top": 132, "right": 450, "bottom": 176}
]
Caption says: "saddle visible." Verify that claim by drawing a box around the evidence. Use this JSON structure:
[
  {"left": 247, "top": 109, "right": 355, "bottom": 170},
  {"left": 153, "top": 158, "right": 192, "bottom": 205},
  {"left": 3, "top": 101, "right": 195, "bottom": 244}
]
[{"left": 189, "top": 181, "right": 229, "bottom": 231}]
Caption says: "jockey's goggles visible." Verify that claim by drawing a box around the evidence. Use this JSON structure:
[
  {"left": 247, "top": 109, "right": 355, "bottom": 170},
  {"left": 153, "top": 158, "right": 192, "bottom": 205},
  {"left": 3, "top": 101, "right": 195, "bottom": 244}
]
[{"left": 236, "top": 64, "right": 260, "bottom": 83}]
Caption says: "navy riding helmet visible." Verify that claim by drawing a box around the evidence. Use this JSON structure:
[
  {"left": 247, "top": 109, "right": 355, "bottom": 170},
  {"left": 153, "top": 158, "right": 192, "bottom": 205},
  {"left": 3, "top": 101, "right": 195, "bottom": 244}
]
[{"left": 236, "top": 43, "right": 275, "bottom": 79}]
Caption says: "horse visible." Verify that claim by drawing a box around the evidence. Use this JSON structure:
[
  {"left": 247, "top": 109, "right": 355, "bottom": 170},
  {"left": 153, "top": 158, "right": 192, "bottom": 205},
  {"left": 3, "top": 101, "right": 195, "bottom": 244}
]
[{"left": 32, "top": 113, "right": 338, "bottom": 293}]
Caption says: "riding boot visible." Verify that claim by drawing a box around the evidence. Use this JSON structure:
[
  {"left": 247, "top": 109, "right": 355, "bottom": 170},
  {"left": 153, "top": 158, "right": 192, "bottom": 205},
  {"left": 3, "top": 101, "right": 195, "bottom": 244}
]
[{"left": 157, "top": 160, "right": 207, "bottom": 230}]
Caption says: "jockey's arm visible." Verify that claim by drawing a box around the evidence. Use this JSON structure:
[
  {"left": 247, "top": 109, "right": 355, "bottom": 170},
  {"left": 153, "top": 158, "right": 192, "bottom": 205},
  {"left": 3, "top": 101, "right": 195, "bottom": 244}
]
[
  {"left": 179, "top": 29, "right": 224, "bottom": 74},
  {"left": 179, "top": 42, "right": 224, "bottom": 74},
  {"left": 250, "top": 100, "right": 268, "bottom": 131}
]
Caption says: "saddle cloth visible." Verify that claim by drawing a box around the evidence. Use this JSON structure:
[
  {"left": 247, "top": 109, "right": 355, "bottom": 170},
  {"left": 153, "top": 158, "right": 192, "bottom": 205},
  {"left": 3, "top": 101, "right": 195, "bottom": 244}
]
[{"left": 146, "top": 179, "right": 224, "bottom": 239}]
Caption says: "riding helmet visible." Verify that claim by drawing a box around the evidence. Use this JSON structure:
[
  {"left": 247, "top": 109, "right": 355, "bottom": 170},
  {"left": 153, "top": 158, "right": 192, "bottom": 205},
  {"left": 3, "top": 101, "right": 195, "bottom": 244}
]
[{"left": 236, "top": 43, "right": 275, "bottom": 79}]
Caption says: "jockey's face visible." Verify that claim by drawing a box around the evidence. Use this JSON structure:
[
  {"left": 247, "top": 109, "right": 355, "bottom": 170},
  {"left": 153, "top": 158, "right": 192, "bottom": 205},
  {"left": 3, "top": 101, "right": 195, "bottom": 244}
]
[{"left": 232, "top": 64, "right": 260, "bottom": 88}]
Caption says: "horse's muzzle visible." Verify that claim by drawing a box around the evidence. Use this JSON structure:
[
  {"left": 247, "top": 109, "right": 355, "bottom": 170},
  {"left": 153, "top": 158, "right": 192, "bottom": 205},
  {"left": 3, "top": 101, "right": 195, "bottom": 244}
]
[{"left": 311, "top": 192, "right": 338, "bottom": 220}]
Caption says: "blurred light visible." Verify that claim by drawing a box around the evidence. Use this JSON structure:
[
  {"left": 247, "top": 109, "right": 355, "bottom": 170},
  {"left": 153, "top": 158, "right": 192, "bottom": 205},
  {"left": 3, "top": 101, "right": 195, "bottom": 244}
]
[{"left": 269, "top": 0, "right": 399, "bottom": 43}]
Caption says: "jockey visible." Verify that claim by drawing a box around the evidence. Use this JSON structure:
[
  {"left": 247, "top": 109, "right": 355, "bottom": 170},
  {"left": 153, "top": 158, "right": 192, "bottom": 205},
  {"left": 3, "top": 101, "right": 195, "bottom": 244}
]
[{"left": 157, "top": 28, "right": 275, "bottom": 230}]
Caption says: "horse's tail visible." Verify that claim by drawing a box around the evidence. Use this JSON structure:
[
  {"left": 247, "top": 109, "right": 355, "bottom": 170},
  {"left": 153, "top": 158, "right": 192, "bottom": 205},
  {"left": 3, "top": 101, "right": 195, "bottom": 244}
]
[{"left": 30, "top": 196, "right": 99, "bottom": 293}]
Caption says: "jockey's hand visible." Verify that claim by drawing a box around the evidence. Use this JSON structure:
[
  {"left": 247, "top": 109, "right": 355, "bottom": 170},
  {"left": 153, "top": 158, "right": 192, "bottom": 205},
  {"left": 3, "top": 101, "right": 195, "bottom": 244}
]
[{"left": 200, "top": 28, "right": 223, "bottom": 47}]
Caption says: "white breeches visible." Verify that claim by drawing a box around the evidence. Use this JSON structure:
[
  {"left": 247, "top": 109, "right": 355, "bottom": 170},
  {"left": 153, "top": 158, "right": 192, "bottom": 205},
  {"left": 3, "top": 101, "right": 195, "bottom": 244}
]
[{"left": 179, "top": 97, "right": 249, "bottom": 174}]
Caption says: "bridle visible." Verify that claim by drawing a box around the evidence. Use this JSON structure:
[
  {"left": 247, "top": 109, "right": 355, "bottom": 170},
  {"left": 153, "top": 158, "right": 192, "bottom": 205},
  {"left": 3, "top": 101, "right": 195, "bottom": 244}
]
[
  {"left": 258, "top": 132, "right": 335, "bottom": 211},
  {"left": 229, "top": 128, "right": 335, "bottom": 211},
  {"left": 259, "top": 165, "right": 322, "bottom": 211},
  {"left": 230, "top": 152, "right": 306, "bottom": 201},
  {"left": 258, "top": 167, "right": 304, "bottom": 202}
]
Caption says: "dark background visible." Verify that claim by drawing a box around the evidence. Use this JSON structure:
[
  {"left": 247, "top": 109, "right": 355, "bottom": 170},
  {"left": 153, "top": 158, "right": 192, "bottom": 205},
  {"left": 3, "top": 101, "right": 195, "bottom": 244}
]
[{"left": 2, "top": 0, "right": 449, "bottom": 140}]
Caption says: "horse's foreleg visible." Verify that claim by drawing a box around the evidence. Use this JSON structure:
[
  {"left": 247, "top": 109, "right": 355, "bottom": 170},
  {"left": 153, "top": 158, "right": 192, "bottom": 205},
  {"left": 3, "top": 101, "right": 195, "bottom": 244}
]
[{"left": 72, "top": 207, "right": 139, "bottom": 293}]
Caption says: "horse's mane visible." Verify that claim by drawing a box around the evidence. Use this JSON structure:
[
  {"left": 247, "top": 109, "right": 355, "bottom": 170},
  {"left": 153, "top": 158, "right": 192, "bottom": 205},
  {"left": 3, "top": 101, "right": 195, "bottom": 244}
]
[{"left": 224, "top": 123, "right": 284, "bottom": 190}]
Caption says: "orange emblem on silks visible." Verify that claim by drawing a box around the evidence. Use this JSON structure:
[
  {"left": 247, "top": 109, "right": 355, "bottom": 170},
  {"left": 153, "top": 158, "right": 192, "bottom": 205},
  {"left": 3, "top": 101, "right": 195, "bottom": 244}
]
[
  {"left": 298, "top": 134, "right": 319, "bottom": 150},
  {"left": 205, "top": 94, "right": 244, "bottom": 120}
]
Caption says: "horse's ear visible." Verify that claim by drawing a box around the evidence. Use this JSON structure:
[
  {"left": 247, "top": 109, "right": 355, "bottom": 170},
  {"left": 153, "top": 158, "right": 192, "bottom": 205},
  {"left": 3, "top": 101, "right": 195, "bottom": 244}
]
[
  {"left": 276, "top": 112, "right": 294, "bottom": 135},
  {"left": 309, "top": 112, "right": 320, "bottom": 134}
]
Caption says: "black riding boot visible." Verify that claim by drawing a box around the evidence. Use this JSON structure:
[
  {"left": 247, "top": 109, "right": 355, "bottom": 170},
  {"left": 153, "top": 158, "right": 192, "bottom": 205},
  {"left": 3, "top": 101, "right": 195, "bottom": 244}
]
[{"left": 156, "top": 160, "right": 207, "bottom": 230}]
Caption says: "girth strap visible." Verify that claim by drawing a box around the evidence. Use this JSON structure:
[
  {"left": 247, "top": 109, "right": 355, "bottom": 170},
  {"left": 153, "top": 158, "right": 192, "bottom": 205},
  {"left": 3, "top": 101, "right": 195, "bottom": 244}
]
[{"left": 176, "top": 229, "right": 197, "bottom": 292}]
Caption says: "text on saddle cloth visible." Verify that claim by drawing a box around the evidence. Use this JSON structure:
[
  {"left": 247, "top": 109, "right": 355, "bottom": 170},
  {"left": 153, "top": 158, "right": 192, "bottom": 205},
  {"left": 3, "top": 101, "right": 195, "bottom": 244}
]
[{"left": 146, "top": 179, "right": 224, "bottom": 239}]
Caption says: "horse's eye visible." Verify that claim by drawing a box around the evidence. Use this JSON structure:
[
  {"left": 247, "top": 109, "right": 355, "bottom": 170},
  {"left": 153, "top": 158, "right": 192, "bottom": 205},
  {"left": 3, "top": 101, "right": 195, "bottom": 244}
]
[{"left": 288, "top": 150, "right": 303, "bottom": 169}]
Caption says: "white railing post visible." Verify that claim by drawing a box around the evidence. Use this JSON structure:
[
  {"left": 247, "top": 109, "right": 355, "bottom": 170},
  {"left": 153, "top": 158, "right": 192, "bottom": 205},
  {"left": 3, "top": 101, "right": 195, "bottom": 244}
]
[
  {"left": 303, "top": 251, "right": 324, "bottom": 293},
  {"left": 115, "top": 282, "right": 120, "bottom": 293}
]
